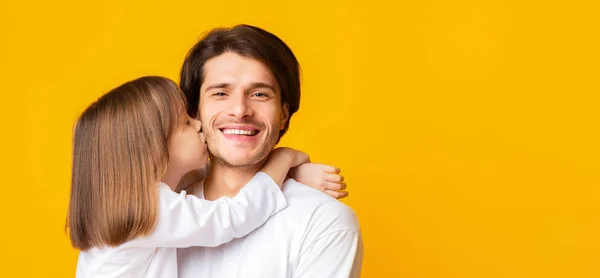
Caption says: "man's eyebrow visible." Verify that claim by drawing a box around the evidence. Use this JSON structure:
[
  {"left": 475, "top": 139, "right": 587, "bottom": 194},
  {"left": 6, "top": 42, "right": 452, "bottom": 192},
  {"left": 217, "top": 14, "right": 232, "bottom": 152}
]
[
  {"left": 204, "top": 83, "right": 231, "bottom": 91},
  {"left": 247, "top": 82, "right": 276, "bottom": 91}
]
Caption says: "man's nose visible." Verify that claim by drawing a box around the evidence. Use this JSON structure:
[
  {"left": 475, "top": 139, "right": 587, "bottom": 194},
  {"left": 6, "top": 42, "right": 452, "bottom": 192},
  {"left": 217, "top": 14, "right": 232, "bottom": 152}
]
[{"left": 228, "top": 94, "right": 253, "bottom": 119}]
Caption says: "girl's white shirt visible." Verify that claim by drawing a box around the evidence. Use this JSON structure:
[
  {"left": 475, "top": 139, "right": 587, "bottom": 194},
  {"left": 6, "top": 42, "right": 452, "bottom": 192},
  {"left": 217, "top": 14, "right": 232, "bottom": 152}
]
[{"left": 75, "top": 172, "right": 286, "bottom": 278}]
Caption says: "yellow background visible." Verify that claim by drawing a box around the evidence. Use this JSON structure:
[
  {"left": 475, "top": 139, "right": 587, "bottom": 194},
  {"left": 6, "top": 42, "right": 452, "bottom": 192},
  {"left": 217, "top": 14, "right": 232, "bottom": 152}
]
[{"left": 1, "top": 0, "right": 599, "bottom": 277}]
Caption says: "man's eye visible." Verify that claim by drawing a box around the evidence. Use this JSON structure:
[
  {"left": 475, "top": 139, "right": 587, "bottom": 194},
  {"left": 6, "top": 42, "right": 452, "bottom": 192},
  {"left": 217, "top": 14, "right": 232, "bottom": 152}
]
[
  {"left": 252, "top": 92, "right": 268, "bottom": 97},
  {"left": 213, "top": 91, "right": 227, "bottom": 96}
]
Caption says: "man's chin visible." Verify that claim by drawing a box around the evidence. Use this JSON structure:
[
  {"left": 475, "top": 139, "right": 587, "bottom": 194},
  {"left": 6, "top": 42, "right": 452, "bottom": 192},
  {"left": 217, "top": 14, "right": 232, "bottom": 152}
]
[
  {"left": 221, "top": 158, "right": 261, "bottom": 168},
  {"left": 214, "top": 153, "right": 268, "bottom": 168},
  {"left": 207, "top": 140, "right": 272, "bottom": 168}
]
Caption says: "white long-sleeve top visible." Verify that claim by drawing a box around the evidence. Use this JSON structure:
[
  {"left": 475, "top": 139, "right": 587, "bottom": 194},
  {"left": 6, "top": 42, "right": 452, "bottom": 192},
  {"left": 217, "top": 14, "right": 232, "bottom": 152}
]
[
  {"left": 177, "top": 178, "right": 363, "bottom": 278},
  {"left": 75, "top": 172, "right": 286, "bottom": 278}
]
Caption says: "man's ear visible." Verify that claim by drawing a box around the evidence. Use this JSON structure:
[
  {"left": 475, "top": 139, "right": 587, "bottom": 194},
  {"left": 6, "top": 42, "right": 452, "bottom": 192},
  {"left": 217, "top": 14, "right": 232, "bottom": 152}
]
[{"left": 280, "top": 104, "right": 290, "bottom": 130}]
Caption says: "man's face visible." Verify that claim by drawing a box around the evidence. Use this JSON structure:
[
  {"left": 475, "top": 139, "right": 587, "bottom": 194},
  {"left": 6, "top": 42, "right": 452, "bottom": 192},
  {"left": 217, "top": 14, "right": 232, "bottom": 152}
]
[{"left": 198, "top": 52, "right": 289, "bottom": 167}]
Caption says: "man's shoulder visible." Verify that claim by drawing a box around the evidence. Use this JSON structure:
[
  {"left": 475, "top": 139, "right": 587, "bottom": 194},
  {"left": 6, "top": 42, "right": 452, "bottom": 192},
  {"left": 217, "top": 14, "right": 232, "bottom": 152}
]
[{"left": 281, "top": 179, "right": 359, "bottom": 231}]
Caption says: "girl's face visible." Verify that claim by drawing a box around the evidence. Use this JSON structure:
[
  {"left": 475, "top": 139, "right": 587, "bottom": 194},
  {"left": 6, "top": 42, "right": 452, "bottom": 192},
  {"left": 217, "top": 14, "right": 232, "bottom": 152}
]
[{"left": 166, "top": 112, "right": 209, "bottom": 176}]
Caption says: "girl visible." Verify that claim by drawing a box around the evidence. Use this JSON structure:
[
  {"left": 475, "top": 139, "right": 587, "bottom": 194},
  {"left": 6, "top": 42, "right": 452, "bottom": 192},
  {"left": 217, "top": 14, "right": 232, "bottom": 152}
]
[{"left": 68, "top": 76, "right": 347, "bottom": 277}]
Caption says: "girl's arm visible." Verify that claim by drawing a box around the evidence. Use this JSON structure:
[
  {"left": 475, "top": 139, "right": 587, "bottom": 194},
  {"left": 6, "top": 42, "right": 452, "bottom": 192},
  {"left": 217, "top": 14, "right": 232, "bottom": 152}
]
[
  {"left": 126, "top": 148, "right": 310, "bottom": 249},
  {"left": 128, "top": 172, "right": 286, "bottom": 248},
  {"left": 263, "top": 146, "right": 349, "bottom": 199},
  {"left": 260, "top": 147, "right": 309, "bottom": 186},
  {"left": 290, "top": 163, "right": 349, "bottom": 199}
]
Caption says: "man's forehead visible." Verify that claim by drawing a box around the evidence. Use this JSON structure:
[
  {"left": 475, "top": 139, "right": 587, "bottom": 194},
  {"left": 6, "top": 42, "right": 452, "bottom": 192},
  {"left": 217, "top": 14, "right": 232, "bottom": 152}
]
[{"left": 201, "top": 52, "right": 280, "bottom": 91}]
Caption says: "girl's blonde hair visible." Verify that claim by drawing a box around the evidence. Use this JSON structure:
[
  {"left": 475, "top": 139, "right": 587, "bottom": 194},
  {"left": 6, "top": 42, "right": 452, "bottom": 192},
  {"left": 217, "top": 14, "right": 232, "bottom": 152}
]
[{"left": 67, "top": 76, "right": 187, "bottom": 250}]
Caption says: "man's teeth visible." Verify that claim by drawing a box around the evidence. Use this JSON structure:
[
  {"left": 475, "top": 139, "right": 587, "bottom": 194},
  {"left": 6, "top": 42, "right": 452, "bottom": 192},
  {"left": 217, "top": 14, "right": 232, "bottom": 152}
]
[{"left": 222, "top": 129, "right": 258, "bottom": 135}]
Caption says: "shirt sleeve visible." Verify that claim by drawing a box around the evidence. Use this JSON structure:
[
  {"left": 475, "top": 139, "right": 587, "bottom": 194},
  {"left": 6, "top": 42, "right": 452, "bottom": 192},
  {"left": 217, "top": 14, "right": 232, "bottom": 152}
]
[
  {"left": 127, "top": 171, "right": 287, "bottom": 248},
  {"left": 293, "top": 229, "right": 363, "bottom": 278}
]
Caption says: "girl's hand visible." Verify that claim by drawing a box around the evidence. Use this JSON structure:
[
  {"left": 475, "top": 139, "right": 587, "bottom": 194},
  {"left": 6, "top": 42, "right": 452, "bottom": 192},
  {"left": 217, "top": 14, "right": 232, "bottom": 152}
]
[{"left": 290, "top": 163, "right": 349, "bottom": 199}]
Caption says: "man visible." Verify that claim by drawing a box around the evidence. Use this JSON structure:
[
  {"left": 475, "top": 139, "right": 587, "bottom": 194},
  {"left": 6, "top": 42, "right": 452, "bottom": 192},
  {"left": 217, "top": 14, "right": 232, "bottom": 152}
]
[{"left": 177, "top": 24, "right": 363, "bottom": 277}]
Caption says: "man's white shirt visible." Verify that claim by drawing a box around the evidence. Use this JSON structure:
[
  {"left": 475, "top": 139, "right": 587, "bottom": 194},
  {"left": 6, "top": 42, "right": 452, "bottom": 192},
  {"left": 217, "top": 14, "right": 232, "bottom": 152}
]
[{"left": 178, "top": 178, "right": 363, "bottom": 278}]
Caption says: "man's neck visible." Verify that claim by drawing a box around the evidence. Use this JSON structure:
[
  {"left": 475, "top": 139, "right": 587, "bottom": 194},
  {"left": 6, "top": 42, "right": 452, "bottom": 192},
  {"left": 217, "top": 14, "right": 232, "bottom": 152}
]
[{"left": 203, "top": 159, "right": 265, "bottom": 201}]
